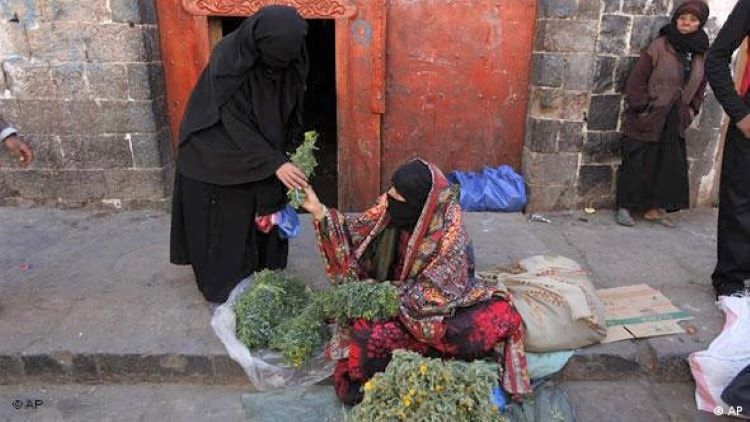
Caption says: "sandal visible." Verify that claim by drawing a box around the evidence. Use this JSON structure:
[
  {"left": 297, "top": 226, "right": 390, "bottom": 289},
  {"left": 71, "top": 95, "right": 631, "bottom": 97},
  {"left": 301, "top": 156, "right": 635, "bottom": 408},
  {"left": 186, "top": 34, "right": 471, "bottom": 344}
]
[{"left": 614, "top": 208, "right": 635, "bottom": 227}]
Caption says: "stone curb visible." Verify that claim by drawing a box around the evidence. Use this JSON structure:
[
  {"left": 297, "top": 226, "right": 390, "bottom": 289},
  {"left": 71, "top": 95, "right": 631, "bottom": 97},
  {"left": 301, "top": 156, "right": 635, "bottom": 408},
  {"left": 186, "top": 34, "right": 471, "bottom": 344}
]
[{"left": 0, "top": 347, "right": 692, "bottom": 386}]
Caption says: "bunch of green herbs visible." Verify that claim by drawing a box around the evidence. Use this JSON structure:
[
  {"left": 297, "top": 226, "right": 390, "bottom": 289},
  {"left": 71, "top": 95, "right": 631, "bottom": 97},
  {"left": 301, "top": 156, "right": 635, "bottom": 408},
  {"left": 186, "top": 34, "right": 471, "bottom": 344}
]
[
  {"left": 287, "top": 130, "right": 319, "bottom": 208},
  {"left": 234, "top": 270, "right": 310, "bottom": 350},
  {"left": 352, "top": 350, "right": 501, "bottom": 421}
]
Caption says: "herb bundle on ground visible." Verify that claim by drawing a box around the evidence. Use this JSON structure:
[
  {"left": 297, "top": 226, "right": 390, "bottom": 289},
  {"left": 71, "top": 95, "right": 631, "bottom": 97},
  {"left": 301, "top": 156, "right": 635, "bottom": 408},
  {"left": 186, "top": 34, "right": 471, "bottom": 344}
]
[
  {"left": 234, "top": 270, "right": 310, "bottom": 350},
  {"left": 234, "top": 270, "right": 400, "bottom": 368},
  {"left": 352, "top": 350, "right": 501, "bottom": 422},
  {"left": 287, "top": 130, "right": 319, "bottom": 208}
]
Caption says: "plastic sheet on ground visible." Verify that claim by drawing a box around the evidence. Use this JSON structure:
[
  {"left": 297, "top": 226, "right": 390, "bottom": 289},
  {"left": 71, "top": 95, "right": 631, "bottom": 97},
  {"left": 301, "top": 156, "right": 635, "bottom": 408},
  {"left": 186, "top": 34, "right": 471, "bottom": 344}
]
[{"left": 211, "top": 275, "right": 335, "bottom": 391}]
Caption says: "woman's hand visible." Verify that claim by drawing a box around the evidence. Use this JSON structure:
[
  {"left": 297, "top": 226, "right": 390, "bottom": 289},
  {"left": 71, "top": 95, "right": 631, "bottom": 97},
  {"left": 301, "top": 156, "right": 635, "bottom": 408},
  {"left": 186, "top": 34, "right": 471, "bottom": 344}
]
[
  {"left": 3, "top": 135, "right": 33, "bottom": 167},
  {"left": 737, "top": 115, "right": 750, "bottom": 139},
  {"left": 276, "top": 162, "right": 308, "bottom": 190},
  {"left": 300, "top": 185, "right": 325, "bottom": 220}
]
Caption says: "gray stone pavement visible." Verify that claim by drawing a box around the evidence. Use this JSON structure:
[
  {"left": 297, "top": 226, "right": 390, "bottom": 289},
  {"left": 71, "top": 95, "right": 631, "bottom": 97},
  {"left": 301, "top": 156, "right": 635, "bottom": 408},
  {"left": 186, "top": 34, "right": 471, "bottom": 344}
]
[{"left": 0, "top": 206, "right": 728, "bottom": 418}]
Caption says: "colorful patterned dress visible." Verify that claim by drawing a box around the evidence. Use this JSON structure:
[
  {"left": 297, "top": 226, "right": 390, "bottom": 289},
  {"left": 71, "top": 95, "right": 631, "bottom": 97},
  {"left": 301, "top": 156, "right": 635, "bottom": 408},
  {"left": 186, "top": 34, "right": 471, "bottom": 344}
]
[{"left": 312, "top": 159, "right": 531, "bottom": 404}]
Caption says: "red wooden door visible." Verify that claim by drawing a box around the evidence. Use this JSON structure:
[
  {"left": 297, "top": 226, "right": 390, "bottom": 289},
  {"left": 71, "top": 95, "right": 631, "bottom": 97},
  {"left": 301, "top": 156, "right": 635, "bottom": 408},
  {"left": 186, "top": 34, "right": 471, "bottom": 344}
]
[
  {"left": 381, "top": 0, "right": 536, "bottom": 187},
  {"left": 155, "top": 0, "right": 385, "bottom": 210}
]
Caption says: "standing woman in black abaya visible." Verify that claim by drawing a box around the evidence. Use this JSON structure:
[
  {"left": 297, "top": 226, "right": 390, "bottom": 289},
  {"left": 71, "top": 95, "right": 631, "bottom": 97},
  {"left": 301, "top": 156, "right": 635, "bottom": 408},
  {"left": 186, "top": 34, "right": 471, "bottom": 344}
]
[{"left": 170, "top": 6, "right": 309, "bottom": 303}]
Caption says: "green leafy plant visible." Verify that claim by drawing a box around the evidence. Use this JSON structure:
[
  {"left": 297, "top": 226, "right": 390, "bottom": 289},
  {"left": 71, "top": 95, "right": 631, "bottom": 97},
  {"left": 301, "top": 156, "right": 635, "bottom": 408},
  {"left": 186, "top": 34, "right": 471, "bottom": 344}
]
[
  {"left": 234, "top": 270, "right": 310, "bottom": 350},
  {"left": 353, "top": 350, "right": 502, "bottom": 422},
  {"left": 287, "top": 130, "right": 319, "bottom": 208},
  {"left": 234, "top": 271, "right": 400, "bottom": 368}
]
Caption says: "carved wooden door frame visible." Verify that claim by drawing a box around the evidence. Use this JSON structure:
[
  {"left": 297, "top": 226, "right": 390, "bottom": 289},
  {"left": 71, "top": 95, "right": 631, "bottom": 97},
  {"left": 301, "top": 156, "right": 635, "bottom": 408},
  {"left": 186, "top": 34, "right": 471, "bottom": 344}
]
[{"left": 155, "top": 0, "right": 386, "bottom": 210}]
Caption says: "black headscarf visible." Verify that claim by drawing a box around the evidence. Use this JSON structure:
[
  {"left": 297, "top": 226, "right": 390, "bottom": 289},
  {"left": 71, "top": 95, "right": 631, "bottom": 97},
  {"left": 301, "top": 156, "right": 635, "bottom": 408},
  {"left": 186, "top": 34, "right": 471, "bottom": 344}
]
[
  {"left": 388, "top": 160, "right": 432, "bottom": 229},
  {"left": 659, "top": 0, "right": 710, "bottom": 55},
  {"left": 176, "top": 6, "right": 309, "bottom": 187}
]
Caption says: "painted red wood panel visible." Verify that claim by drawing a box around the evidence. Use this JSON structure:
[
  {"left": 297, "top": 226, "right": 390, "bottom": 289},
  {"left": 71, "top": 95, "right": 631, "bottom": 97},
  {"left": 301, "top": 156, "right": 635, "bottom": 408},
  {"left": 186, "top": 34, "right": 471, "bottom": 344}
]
[{"left": 381, "top": 0, "right": 536, "bottom": 187}]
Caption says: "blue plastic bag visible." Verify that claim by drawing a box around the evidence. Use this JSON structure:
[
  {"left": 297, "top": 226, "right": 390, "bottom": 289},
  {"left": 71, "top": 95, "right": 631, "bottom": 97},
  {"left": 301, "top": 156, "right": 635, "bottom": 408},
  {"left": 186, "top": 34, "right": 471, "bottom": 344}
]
[
  {"left": 276, "top": 205, "right": 300, "bottom": 239},
  {"left": 447, "top": 165, "right": 526, "bottom": 212}
]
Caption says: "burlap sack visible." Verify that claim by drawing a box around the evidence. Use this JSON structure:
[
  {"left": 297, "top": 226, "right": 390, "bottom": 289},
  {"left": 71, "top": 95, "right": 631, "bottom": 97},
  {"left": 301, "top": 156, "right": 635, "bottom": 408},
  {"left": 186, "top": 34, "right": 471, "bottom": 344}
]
[{"left": 478, "top": 255, "right": 606, "bottom": 353}]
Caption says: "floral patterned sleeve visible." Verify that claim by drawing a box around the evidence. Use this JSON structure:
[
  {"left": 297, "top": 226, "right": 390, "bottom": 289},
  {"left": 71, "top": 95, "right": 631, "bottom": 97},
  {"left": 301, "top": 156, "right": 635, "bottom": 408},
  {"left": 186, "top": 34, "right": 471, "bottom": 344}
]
[{"left": 313, "top": 207, "right": 361, "bottom": 284}]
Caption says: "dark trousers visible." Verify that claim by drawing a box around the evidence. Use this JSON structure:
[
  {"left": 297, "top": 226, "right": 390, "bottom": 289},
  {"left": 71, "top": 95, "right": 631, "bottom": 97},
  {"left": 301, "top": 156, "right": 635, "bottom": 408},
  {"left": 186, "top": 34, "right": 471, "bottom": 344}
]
[
  {"left": 170, "top": 174, "right": 288, "bottom": 302},
  {"left": 712, "top": 125, "right": 750, "bottom": 295}
]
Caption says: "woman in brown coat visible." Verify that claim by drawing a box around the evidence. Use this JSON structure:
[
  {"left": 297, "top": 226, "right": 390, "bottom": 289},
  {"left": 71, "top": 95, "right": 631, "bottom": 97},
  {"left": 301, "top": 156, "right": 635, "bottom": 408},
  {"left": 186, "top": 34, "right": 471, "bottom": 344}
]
[{"left": 615, "top": 0, "right": 709, "bottom": 227}]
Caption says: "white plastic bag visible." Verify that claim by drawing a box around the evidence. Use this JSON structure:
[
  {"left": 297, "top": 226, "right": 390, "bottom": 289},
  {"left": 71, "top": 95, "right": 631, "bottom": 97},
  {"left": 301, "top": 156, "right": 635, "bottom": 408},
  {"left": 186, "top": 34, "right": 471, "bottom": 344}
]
[
  {"left": 211, "top": 275, "right": 335, "bottom": 391},
  {"left": 689, "top": 295, "right": 750, "bottom": 416}
]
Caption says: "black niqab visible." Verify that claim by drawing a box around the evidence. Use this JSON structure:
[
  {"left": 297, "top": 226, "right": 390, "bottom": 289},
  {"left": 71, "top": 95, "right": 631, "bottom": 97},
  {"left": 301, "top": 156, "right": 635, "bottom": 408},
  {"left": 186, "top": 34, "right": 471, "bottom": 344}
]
[
  {"left": 177, "top": 5, "right": 308, "bottom": 185},
  {"left": 388, "top": 160, "right": 433, "bottom": 228}
]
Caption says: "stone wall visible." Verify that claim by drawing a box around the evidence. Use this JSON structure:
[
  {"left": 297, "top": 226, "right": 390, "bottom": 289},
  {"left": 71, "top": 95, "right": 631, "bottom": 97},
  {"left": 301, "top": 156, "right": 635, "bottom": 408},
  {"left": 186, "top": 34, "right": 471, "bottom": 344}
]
[
  {"left": 524, "top": 0, "right": 728, "bottom": 211},
  {"left": 0, "top": 0, "right": 170, "bottom": 209}
]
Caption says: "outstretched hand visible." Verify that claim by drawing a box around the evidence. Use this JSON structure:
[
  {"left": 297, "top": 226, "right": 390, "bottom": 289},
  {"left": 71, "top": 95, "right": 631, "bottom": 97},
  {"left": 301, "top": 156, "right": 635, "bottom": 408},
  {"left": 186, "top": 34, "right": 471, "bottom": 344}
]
[
  {"left": 300, "top": 185, "right": 325, "bottom": 220},
  {"left": 3, "top": 135, "right": 32, "bottom": 167},
  {"left": 276, "top": 162, "right": 308, "bottom": 190}
]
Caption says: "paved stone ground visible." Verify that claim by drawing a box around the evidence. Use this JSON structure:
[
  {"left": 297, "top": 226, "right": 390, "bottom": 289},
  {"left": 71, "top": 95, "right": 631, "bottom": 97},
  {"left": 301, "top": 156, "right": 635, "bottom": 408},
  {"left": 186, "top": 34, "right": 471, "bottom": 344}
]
[{"left": 0, "top": 206, "right": 729, "bottom": 419}]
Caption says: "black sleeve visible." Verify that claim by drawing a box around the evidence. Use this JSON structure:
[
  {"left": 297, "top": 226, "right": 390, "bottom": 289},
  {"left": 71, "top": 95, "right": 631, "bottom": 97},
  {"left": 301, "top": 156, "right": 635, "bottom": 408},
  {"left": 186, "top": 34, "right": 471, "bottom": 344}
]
[{"left": 707, "top": 0, "right": 750, "bottom": 122}]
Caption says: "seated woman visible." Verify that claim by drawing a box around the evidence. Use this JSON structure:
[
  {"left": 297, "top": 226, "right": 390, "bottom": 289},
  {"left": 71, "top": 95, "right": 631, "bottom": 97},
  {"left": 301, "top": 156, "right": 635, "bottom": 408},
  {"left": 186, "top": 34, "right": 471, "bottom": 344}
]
[{"left": 300, "top": 158, "right": 531, "bottom": 404}]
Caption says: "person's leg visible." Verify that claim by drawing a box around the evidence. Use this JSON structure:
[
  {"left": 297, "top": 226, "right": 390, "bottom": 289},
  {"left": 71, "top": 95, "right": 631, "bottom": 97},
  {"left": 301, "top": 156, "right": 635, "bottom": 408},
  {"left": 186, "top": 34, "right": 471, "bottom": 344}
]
[
  {"left": 181, "top": 178, "right": 257, "bottom": 303},
  {"left": 712, "top": 126, "right": 750, "bottom": 296}
]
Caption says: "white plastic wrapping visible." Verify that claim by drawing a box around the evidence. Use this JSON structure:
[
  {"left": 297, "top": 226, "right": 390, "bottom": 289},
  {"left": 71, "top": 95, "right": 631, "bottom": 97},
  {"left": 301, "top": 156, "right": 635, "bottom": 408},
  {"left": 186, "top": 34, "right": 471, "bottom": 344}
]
[{"left": 211, "top": 275, "right": 335, "bottom": 391}]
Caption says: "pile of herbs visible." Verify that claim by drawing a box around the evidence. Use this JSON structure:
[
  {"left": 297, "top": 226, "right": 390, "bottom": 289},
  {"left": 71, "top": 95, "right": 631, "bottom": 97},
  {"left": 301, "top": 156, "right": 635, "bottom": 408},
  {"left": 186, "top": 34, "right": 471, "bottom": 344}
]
[
  {"left": 234, "top": 271, "right": 399, "bottom": 368},
  {"left": 352, "top": 350, "right": 501, "bottom": 422},
  {"left": 287, "top": 130, "right": 319, "bottom": 208}
]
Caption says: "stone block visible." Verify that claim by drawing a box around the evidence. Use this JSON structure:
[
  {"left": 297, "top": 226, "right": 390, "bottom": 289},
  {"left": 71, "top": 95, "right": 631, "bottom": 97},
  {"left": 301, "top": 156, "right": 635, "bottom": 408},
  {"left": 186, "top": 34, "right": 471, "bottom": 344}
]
[
  {"left": 561, "top": 92, "right": 589, "bottom": 121},
  {"left": 558, "top": 121, "right": 585, "bottom": 152},
  {"left": 564, "top": 53, "right": 594, "bottom": 90},
  {"left": 538, "top": 20, "right": 598, "bottom": 53},
  {"left": 532, "top": 53, "right": 564, "bottom": 87},
  {"left": 132, "top": 133, "right": 162, "bottom": 168},
  {"left": 0, "top": 355, "right": 24, "bottom": 384},
  {"left": 0, "top": 134, "right": 64, "bottom": 169},
  {"left": 603, "top": 0, "right": 620, "bottom": 13},
  {"left": 630, "top": 16, "right": 670, "bottom": 54},
  {"left": 0, "top": 0, "right": 42, "bottom": 26},
  {"left": 43, "top": 0, "right": 109, "bottom": 22},
  {"left": 62, "top": 100, "right": 157, "bottom": 135},
  {"left": 127, "top": 63, "right": 164, "bottom": 100},
  {"left": 587, "top": 95, "right": 621, "bottom": 130},
  {"left": 522, "top": 150, "right": 579, "bottom": 186},
  {"left": 16, "top": 100, "right": 66, "bottom": 134},
  {"left": 593, "top": 56, "right": 616, "bottom": 93},
  {"left": 84, "top": 24, "right": 147, "bottom": 62},
  {"left": 615, "top": 56, "right": 639, "bottom": 93},
  {"left": 10, "top": 169, "right": 107, "bottom": 200},
  {"left": 538, "top": 0, "right": 577, "bottom": 18},
  {"left": 577, "top": 0, "right": 601, "bottom": 19},
  {"left": 212, "top": 355, "right": 248, "bottom": 383},
  {"left": 21, "top": 353, "right": 72, "bottom": 381},
  {"left": 597, "top": 15, "right": 631, "bottom": 55},
  {"left": 111, "top": 0, "right": 157, "bottom": 24},
  {"left": 698, "top": 92, "right": 726, "bottom": 130},
  {"left": 143, "top": 25, "right": 161, "bottom": 61},
  {"left": 526, "top": 117, "right": 559, "bottom": 153},
  {"left": 578, "top": 165, "right": 613, "bottom": 197},
  {"left": 529, "top": 87, "right": 563, "bottom": 119},
  {"left": 86, "top": 63, "right": 129, "bottom": 99},
  {"left": 158, "top": 355, "right": 213, "bottom": 379},
  {"left": 685, "top": 127, "right": 720, "bottom": 162},
  {"left": 583, "top": 131, "right": 623, "bottom": 163},
  {"left": 0, "top": 99, "right": 20, "bottom": 124},
  {"left": 96, "top": 354, "right": 162, "bottom": 382},
  {"left": 60, "top": 135, "right": 133, "bottom": 169},
  {"left": 622, "top": 0, "right": 646, "bottom": 14},
  {"left": 4, "top": 59, "right": 86, "bottom": 98},
  {"left": 105, "top": 169, "right": 166, "bottom": 198},
  {"left": 525, "top": 183, "right": 577, "bottom": 211},
  {"left": 0, "top": 22, "right": 31, "bottom": 57},
  {"left": 72, "top": 355, "right": 99, "bottom": 382},
  {"left": 27, "top": 22, "right": 86, "bottom": 61}
]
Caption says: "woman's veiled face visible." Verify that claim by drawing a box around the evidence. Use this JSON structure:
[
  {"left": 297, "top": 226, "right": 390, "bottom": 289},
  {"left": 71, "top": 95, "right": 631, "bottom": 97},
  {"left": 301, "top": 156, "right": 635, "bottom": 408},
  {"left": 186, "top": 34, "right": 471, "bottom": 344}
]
[{"left": 676, "top": 13, "right": 701, "bottom": 34}]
